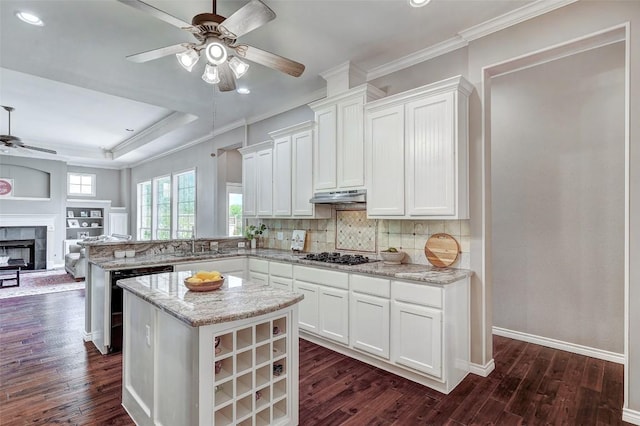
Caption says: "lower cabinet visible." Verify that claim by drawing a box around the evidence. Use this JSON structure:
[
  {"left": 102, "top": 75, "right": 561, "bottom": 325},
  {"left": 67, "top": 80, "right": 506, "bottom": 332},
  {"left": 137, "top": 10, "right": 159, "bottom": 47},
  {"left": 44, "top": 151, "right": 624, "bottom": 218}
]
[
  {"left": 391, "top": 300, "right": 442, "bottom": 378},
  {"left": 350, "top": 292, "right": 390, "bottom": 359},
  {"left": 293, "top": 281, "right": 318, "bottom": 333},
  {"left": 317, "top": 286, "right": 349, "bottom": 345},
  {"left": 174, "top": 258, "right": 247, "bottom": 279}
]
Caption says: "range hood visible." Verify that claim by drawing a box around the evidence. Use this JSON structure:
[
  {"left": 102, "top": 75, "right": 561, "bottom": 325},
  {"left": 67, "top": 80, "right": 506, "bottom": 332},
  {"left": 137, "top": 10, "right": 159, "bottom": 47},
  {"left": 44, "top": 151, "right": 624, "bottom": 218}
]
[{"left": 309, "top": 189, "right": 366, "bottom": 204}]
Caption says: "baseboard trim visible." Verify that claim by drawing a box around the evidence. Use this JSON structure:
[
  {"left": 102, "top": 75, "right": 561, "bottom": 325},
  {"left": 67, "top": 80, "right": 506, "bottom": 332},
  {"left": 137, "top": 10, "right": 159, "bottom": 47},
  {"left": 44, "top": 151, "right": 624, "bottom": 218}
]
[
  {"left": 493, "top": 326, "right": 624, "bottom": 364},
  {"left": 623, "top": 408, "right": 640, "bottom": 425},
  {"left": 469, "top": 359, "right": 495, "bottom": 377},
  {"left": 83, "top": 332, "right": 93, "bottom": 342}
]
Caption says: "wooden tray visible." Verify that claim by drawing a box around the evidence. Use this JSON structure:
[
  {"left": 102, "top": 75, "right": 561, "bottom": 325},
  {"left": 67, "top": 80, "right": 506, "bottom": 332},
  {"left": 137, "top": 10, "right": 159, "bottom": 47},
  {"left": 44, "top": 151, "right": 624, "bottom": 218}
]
[{"left": 424, "top": 233, "right": 460, "bottom": 267}]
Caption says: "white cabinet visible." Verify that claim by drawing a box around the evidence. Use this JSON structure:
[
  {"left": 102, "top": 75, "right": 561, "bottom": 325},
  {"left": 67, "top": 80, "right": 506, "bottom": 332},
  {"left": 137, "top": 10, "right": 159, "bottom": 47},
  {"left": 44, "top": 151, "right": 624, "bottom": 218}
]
[
  {"left": 293, "top": 266, "right": 349, "bottom": 345},
  {"left": 391, "top": 300, "right": 443, "bottom": 378},
  {"left": 239, "top": 141, "right": 273, "bottom": 218},
  {"left": 309, "top": 84, "right": 385, "bottom": 192},
  {"left": 366, "top": 75, "right": 473, "bottom": 219},
  {"left": 268, "top": 121, "right": 330, "bottom": 219},
  {"left": 108, "top": 210, "right": 128, "bottom": 236},
  {"left": 174, "top": 258, "right": 247, "bottom": 279},
  {"left": 293, "top": 281, "right": 319, "bottom": 333},
  {"left": 269, "top": 261, "right": 293, "bottom": 291},
  {"left": 248, "top": 258, "right": 269, "bottom": 285},
  {"left": 318, "top": 286, "right": 349, "bottom": 345},
  {"left": 350, "top": 274, "right": 391, "bottom": 359}
]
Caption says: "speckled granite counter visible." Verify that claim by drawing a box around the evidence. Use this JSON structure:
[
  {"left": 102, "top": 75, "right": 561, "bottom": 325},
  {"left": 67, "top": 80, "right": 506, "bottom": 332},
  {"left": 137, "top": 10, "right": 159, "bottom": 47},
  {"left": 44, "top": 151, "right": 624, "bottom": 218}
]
[
  {"left": 117, "top": 271, "right": 303, "bottom": 327},
  {"left": 91, "top": 247, "right": 472, "bottom": 285}
]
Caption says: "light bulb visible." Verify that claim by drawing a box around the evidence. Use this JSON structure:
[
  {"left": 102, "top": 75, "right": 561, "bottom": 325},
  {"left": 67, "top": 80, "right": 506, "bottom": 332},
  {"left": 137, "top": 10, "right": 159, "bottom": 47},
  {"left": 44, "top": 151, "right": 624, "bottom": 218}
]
[
  {"left": 228, "top": 56, "right": 250, "bottom": 79},
  {"left": 204, "top": 41, "right": 227, "bottom": 65},
  {"left": 176, "top": 49, "right": 199, "bottom": 72},
  {"left": 408, "top": 0, "right": 430, "bottom": 7},
  {"left": 15, "top": 11, "right": 44, "bottom": 26},
  {"left": 202, "top": 64, "right": 220, "bottom": 84}
]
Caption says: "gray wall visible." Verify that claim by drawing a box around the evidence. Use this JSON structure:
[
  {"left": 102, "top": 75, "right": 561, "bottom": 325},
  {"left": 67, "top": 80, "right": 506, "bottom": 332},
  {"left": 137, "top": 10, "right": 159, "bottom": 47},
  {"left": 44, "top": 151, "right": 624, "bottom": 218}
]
[
  {"left": 491, "top": 43, "right": 625, "bottom": 353},
  {"left": 247, "top": 105, "right": 313, "bottom": 146},
  {"left": 0, "top": 163, "right": 51, "bottom": 198}
]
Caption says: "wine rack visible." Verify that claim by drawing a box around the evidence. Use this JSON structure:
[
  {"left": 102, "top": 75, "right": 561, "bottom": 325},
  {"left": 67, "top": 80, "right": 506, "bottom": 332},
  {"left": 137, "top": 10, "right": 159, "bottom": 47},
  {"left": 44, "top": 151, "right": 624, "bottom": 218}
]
[{"left": 212, "top": 316, "right": 291, "bottom": 425}]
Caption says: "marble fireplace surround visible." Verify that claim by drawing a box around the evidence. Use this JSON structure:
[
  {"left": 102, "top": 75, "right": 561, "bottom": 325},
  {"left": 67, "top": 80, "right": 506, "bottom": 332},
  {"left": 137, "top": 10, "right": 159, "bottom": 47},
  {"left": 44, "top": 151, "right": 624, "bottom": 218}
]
[{"left": 0, "top": 215, "right": 56, "bottom": 270}]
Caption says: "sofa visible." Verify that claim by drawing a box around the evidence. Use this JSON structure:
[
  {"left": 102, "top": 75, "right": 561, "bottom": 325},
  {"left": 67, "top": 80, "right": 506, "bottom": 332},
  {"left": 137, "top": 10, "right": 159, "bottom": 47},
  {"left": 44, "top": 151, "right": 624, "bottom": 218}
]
[{"left": 65, "top": 244, "right": 86, "bottom": 279}]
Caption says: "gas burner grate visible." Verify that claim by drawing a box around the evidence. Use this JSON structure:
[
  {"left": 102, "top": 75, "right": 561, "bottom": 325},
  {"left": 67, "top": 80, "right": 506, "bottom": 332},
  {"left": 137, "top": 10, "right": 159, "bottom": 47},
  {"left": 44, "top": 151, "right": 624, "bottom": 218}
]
[{"left": 302, "top": 252, "right": 374, "bottom": 266}]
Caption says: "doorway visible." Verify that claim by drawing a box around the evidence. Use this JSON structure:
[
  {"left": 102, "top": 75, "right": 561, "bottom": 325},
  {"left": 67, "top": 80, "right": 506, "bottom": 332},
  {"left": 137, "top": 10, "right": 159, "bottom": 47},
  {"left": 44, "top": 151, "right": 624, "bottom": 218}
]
[{"left": 227, "top": 183, "right": 243, "bottom": 237}]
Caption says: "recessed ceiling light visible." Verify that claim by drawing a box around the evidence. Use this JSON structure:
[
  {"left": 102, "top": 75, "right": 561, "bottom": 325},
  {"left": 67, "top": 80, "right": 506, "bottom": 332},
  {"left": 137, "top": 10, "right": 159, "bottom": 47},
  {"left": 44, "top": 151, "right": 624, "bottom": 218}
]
[
  {"left": 237, "top": 88, "right": 251, "bottom": 95},
  {"left": 408, "top": 0, "right": 431, "bottom": 7},
  {"left": 15, "top": 11, "right": 44, "bottom": 26}
]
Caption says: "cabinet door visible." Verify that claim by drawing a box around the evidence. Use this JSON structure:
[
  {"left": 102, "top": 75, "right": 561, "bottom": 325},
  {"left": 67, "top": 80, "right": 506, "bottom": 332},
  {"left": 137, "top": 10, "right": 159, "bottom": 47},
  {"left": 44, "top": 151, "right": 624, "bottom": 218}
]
[
  {"left": 406, "top": 92, "right": 456, "bottom": 216},
  {"left": 337, "top": 95, "right": 365, "bottom": 188},
  {"left": 109, "top": 212, "right": 128, "bottom": 236},
  {"left": 391, "top": 300, "right": 442, "bottom": 378},
  {"left": 366, "top": 104, "right": 405, "bottom": 216},
  {"left": 249, "top": 271, "right": 269, "bottom": 285},
  {"left": 314, "top": 105, "right": 337, "bottom": 191},
  {"left": 293, "top": 281, "right": 319, "bottom": 333},
  {"left": 292, "top": 129, "right": 314, "bottom": 216},
  {"left": 270, "top": 276, "right": 292, "bottom": 291},
  {"left": 243, "top": 152, "right": 257, "bottom": 217},
  {"left": 273, "top": 136, "right": 292, "bottom": 216},
  {"left": 256, "top": 148, "right": 273, "bottom": 216},
  {"left": 350, "top": 292, "right": 390, "bottom": 359},
  {"left": 318, "top": 286, "right": 349, "bottom": 345}
]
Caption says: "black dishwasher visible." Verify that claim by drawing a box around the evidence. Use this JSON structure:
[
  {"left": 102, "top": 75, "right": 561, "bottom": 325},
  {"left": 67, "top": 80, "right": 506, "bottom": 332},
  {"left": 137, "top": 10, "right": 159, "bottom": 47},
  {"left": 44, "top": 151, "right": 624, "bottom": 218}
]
[{"left": 110, "top": 265, "right": 174, "bottom": 353}]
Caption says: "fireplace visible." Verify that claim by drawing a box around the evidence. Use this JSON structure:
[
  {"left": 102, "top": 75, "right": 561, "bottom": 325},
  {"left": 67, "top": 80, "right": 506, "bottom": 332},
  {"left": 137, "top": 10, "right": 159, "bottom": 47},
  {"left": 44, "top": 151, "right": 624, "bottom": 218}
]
[{"left": 0, "top": 227, "right": 47, "bottom": 270}]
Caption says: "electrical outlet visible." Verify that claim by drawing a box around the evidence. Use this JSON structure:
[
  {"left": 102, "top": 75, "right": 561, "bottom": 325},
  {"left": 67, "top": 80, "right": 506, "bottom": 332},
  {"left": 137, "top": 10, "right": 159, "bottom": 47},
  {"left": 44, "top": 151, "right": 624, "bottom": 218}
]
[
  {"left": 238, "top": 241, "right": 245, "bottom": 248},
  {"left": 145, "top": 325, "right": 151, "bottom": 347},
  {"left": 210, "top": 241, "right": 219, "bottom": 251},
  {"left": 277, "top": 232, "right": 284, "bottom": 241}
]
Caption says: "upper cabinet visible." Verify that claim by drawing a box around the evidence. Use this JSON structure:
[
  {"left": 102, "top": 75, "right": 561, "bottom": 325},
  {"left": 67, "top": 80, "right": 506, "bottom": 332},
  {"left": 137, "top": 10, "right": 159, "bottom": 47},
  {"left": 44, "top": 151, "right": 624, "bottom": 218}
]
[
  {"left": 309, "top": 84, "right": 386, "bottom": 193},
  {"left": 239, "top": 141, "right": 273, "bottom": 218},
  {"left": 240, "top": 123, "right": 330, "bottom": 219},
  {"left": 365, "top": 76, "right": 474, "bottom": 219}
]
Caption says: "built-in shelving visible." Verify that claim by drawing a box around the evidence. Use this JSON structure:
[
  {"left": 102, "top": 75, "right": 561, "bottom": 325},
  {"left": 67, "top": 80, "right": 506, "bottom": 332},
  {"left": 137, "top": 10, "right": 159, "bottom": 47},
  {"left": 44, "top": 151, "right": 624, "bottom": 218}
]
[
  {"left": 65, "top": 206, "right": 104, "bottom": 240},
  {"left": 213, "top": 316, "right": 289, "bottom": 425}
]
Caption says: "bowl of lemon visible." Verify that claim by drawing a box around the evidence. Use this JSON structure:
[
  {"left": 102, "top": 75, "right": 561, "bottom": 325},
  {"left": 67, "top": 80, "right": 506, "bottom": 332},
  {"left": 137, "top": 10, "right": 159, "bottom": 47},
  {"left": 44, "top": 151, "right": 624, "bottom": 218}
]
[{"left": 184, "top": 270, "right": 225, "bottom": 292}]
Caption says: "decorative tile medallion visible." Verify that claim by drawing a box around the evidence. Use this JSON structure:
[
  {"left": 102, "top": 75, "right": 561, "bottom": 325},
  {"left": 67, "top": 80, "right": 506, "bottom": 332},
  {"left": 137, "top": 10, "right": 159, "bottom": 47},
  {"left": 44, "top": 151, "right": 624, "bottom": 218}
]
[{"left": 336, "top": 210, "right": 376, "bottom": 252}]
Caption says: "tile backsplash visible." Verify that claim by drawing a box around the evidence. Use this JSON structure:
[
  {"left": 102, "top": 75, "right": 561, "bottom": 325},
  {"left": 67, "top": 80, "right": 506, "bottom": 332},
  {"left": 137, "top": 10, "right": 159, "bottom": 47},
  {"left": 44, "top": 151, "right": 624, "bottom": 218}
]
[{"left": 251, "top": 209, "right": 471, "bottom": 269}]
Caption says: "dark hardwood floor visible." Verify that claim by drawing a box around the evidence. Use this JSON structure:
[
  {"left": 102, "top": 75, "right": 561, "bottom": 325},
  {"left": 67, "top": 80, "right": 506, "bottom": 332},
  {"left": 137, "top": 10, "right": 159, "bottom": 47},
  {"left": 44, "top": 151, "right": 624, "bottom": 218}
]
[{"left": 0, "top": 290, "right": 630, "bottom": 425}]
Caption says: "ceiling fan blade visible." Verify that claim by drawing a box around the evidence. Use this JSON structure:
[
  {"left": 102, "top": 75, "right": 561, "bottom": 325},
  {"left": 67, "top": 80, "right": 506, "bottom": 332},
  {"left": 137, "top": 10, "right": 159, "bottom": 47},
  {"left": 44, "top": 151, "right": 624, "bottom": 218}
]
[
  {"left": 218, "top": 0, "right": 276, "bottom": 39},
  {"left": 126, "top": 43, "right": 191, "bottom": 63},
  {"left": 20, "top": 144, "right": 57, "bottom": 155},
  {"left": 117, "top": 0, "right": 195, "bottom": 31},
  {"left": 234, "top": 45, "right": 305, "bottom": 77},
  {"left": 217, "top": 62, "right": 236, "bottom": 92}
]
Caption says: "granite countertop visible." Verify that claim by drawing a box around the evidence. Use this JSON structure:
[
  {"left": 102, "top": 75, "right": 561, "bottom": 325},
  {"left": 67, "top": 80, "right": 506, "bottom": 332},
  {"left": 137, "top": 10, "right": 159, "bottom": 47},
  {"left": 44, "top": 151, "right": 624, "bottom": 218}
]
[
  {"left": 117, "top": 271, "right": 303, "bottom": 327},
  {"left": 92, "top": 248, "right": 472, "bottom": 285}
]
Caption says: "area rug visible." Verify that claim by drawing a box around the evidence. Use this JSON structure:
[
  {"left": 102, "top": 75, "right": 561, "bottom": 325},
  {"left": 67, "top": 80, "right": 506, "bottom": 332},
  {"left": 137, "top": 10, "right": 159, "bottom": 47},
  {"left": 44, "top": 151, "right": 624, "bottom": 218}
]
[{"left": 0, "top": 269, "right": 85, "bottom": 299}]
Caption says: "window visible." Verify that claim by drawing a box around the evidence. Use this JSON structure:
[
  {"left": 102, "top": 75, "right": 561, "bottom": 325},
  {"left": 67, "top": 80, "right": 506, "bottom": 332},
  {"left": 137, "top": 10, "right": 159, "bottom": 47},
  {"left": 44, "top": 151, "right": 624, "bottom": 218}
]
[
  {"left": 67, "top": 173, "right": 96, "bottom": 196},
  {"left": 175, "top": 171, "right": 196, "bottom": 239},
  {"left": 136, "top": 170, "right": 196, "bottom": 241},
  {"left": 227, "top": 183, "right": 243, "bottom": 237},
  {"left": 137, "top": 181, "right": 152, "bottom": 240}
]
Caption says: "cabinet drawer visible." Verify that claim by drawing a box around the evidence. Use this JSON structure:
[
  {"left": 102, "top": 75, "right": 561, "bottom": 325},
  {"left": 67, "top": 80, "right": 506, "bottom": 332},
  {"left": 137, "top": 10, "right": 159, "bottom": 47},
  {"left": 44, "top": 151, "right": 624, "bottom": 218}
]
[
  {"left": 269, "top": 261, "right": 293, "bottom": 278},
  {"left": 270, "top": 276, "right": 292, "bottom": 291},
  {"left": 294, "top": 266, "right": 348, "bottom": 290},
  {"left": 249, "top": 258, "right": 269, "bottom": 274},
  {"left": 392, "top": 281, "right": 442, "bottom": 309},
  {"left": 350, "top": 274, "right": 390, "bottom": 298}
]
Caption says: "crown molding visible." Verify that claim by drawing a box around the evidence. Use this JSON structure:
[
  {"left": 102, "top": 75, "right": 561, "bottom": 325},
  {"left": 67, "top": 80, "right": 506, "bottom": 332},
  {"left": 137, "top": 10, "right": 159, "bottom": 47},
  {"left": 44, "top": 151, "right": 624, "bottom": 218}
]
[
  {"left": 367, "top": 36, "right": 469, "bottom": 81},
  {"left": 366, "top": 0, "right": 579, "bottom": 82},
  {"left": 459, "top": 0, "right": 579, "bottom": 42}
]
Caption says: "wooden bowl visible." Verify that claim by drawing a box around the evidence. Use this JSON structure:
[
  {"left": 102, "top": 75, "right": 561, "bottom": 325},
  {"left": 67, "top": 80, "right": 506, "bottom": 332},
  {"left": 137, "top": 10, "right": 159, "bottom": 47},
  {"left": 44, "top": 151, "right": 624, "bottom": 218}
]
[{"left": 184, "top": 276, "right": 225, "bottom": 292}]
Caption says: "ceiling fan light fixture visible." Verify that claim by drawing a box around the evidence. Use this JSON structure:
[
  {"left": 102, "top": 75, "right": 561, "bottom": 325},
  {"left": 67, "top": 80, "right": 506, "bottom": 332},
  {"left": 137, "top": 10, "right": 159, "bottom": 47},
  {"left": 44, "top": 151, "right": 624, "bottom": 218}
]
[
  {"left": 176, "top": 49, "right": 199, "bottom": 72},
  {"left": 15, "top": 11, "right": 44, "bottom": 26},
  {"left": 236, "top": 87, "right": 251, "bottom": 95},
  {"left": 204, "top": 41, "right": 227, "bottom": 65},
  {"left": 408, "top": 0, "right": 431, "bottom": 7},
  {"left": 228, "top": 56, "right": 250, "bottom": 79},
  {"left": 202, "top": 64, "right": 220, "bottom": 84}
]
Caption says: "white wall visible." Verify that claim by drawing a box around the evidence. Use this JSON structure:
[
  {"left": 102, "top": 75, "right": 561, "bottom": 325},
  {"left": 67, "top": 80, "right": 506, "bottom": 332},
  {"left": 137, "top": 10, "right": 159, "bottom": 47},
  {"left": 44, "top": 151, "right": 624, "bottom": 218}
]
[{"left": 491, "top": 42, "right": 625, "bottom": 353}]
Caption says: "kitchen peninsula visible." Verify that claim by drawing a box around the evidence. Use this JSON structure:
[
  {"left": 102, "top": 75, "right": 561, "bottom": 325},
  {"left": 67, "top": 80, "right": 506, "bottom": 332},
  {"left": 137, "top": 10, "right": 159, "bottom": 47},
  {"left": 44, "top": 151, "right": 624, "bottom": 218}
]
[{"left": 117, "top": 271, "right": 303, "bottom": 426}]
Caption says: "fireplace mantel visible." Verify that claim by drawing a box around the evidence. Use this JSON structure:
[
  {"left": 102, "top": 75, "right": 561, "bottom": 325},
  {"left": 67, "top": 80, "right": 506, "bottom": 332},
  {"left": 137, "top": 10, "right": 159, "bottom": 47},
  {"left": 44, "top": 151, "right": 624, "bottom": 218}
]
[{"left": 0, "top": 214, "right": 57, "bottom": 269}]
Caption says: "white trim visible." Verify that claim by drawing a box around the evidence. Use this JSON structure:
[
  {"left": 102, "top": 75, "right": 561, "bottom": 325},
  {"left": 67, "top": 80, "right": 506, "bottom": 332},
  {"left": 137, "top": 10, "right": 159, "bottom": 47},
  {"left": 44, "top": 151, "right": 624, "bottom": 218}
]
[
  {"left": 366, "top": 0, "right": 577, "bottom": 82},
  {"left": 0, "top": 197, "right": 51, "bottom": 201},
  {"left": 459, "top": 0, "right": 578, "bottom": 42},
  {"left": 469, "top": 359, "right": 495, "bottom": 377},
  {"left": 623, "top": 408, "right": 640, "bottom": 426},
  {"left": 367, "top": 36, "right": 468, "bottom": 81},
  {"left": 493, "top": 327, "right": 625, "bottom": 365},
  {"left": 623, "top": 21, "right": 631, "bottom": 412}
]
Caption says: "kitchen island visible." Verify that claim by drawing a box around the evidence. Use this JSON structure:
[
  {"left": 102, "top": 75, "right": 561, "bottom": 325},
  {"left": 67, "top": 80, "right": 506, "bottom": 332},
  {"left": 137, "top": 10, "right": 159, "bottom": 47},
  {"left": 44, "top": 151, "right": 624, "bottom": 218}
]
[{"left": 117, "top": 271, "right": 303, "bottom": 426}]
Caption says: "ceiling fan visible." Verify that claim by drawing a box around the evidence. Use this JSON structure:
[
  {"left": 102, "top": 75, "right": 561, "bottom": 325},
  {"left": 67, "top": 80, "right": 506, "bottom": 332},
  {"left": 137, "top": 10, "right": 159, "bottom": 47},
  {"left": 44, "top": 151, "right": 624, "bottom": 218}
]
[
  {"left": 118, "top": 0, "right": 305, "bottom": 91},
  {"left": 0, "top": 106, "right": 57, "bottom": 155}
]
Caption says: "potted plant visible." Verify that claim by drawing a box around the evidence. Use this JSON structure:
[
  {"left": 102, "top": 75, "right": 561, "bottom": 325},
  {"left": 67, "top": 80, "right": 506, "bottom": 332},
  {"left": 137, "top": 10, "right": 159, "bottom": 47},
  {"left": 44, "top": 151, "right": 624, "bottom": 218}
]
[{"left": 245, "top": 223, "right": 267, "bottom": 249}]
